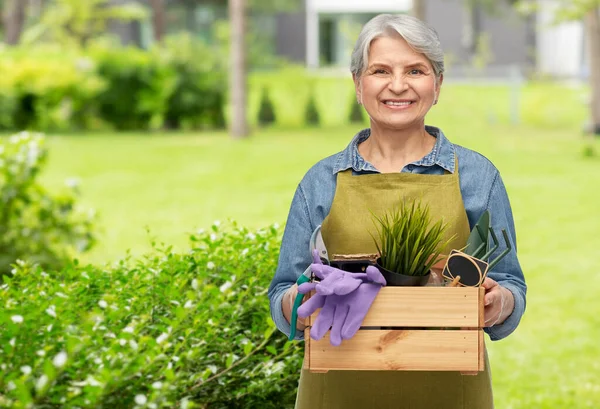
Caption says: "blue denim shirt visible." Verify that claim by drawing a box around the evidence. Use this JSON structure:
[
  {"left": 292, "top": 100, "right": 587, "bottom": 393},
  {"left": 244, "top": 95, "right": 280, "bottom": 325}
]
[{"left": 268, "top": 126, "right": 527, "bottom": 342}]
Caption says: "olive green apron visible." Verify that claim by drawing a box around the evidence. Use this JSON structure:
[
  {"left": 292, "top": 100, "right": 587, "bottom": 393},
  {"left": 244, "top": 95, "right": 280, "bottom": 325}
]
[{"left": 295, "top": 164, "right": 494, "bottom": 409}]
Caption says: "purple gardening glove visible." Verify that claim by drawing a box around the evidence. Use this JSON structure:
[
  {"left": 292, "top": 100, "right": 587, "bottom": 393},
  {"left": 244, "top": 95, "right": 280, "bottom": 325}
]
[
  {"left": 297, "top": 252, "right": 386, "bottom": 346},
  {"left": 297, "top": 249, "right": 370, "bottom": 297}
]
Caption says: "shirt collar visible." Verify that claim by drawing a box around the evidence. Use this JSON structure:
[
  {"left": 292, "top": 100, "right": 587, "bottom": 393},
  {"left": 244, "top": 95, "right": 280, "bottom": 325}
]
[{"left": 332, "top": 126, "right": 456, "bottom": 174}]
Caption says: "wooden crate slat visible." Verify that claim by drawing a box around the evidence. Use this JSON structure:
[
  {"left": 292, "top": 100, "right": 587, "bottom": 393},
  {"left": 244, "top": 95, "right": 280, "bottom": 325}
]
[
  {"left": 308, "top": 287, "right": 480, "bottom": 327},
  {"left": 308, "top": 329, "right": 481, "bottom": 372}
]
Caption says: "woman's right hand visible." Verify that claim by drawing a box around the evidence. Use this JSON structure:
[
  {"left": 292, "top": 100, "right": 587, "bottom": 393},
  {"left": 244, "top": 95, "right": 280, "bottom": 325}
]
[{"left": 282, "top": 283, "right": 307, "bottom": 331}]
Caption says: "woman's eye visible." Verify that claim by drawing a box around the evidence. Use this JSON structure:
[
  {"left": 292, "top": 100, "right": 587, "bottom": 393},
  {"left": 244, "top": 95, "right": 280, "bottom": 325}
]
[
  {"left": 409, "top": 69, "right": 424, "bottom": 75},
  {"left": 373, "top": 69, "right": 387, "bottom": 74}
]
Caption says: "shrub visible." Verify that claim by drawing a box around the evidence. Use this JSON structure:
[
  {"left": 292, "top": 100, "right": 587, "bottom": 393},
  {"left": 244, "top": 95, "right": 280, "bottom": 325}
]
[
  {"left": 90, "top": 44, "right": 174, "bottom": 131},
  {"left": 257, "top": 87, "right": 276, "bottom": 127},
  {"left": 161, "top": 34, "right": 227, "bottom": 130},
  {"left": 304, "top": 92, "right": 320, "bottom": 126},
  {"left": 0, "top": 132, "right": 97, "bottom": 276},
  {"left": 0, "top": 46, "right": 105, "bottom": 132},
  {"left": 0, "top": 222, "right": 302, "bottom": 408}
]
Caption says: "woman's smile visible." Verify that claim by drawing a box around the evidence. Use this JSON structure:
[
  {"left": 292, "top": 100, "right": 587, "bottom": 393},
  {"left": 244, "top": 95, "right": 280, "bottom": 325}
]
[{"left": 382, "top": 99, "right": 415, "bottom": 110}]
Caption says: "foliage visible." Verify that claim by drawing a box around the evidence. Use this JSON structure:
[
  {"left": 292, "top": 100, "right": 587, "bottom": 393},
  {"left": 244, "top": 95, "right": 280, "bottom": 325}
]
[
  {"left": 0, "top": 222, "right": 302, "bottom": 408},
  {"left": 0, "top": 132, "right": 96, "bottom": 276},
  {"left": 371, "top": 199, "right": 453, "bottom": 277},
  {"left": 89, "top": 42, "right": 175, "bottom": 131},
  {"left": 161, "top": 33, "right": 226, "bottom": 130},
  {"left": 515, "top": 0, "right": 600, "bottom": 21},
  {"left": 0, "top": 46, "right": 105, "bottom": 131},
  {"left": 22, "top": 0, "right": 147, "bottom": 47},
  {"left": 304, "top": 92, "right": 320, "bottom": 127},
  {"left": 257, "top": 87, "right": 276, "bottom": 127}
]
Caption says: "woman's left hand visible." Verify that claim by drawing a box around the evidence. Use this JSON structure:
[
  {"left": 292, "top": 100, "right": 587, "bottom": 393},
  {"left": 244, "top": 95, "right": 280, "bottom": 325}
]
[{"left": 482, "top": 277, "right": 515, "bottom": 327}]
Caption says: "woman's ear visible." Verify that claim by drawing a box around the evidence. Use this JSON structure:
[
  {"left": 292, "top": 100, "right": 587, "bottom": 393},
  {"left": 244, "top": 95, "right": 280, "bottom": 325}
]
[{"left": 353, "top": 73, "right": 362, "bottom": 105}]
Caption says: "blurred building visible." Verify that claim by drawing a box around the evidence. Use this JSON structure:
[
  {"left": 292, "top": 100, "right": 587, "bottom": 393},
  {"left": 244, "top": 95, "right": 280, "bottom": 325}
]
[{"left": 111, "top": 0, "right": 586, "bottom": 79}]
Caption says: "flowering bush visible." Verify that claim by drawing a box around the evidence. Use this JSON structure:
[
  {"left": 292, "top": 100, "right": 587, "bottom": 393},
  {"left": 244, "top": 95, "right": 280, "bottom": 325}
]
[
  {"left": 0, "top": 222, "right": 302, "bottom": 408},
  {"left": 0, "top": 132, "right": 96, "bottom": 276}
]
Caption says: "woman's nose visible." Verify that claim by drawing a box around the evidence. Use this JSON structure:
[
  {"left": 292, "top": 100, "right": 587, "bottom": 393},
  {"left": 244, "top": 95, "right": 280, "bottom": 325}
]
[{"left": 388, "top": 75, "right": 408, "bottom": 94}]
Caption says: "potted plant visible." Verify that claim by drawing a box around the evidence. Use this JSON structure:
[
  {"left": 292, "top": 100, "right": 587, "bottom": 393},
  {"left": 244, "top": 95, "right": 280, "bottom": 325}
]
[{"left": 371, "top": 199, "right": 454, "bottom": 286}]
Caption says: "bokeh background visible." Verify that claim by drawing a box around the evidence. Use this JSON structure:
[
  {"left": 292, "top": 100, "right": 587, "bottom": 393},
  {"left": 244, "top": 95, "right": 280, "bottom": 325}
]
[{"left": 1, "top": 0, "right": 599, "bottom": 408}]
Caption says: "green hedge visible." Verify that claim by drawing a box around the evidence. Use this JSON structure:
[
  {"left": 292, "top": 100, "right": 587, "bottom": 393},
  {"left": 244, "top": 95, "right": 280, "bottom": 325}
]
[
  {"left": 0, "top": 222, "right": 302, "bottom": 408},
  {"left": 0, "top": 39, "right": 589, "bottom": 132},
  {"left": 0, "top": 34, "right": 226, "bottom": 133}
]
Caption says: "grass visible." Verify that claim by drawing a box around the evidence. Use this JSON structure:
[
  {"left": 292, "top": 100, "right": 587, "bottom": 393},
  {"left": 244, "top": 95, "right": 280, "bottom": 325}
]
[{"left": 32, "top": 82, "right": 600, "bottom": 408}]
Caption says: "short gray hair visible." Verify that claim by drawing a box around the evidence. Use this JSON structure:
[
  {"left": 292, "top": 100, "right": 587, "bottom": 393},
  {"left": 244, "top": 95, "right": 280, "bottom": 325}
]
[{"left": 350, "top": 14, "right": 444, "bottom": 78}]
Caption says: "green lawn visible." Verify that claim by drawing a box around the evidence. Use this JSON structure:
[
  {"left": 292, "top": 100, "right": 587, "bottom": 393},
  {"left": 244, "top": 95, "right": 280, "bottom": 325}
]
[{"left": 36, "top": 83, "right": 600, "bottom": 408}]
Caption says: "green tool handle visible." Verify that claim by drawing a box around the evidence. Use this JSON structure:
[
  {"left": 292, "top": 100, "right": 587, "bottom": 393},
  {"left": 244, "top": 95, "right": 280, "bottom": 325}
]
[{"left": 288, "top": 274, "right": 310, "bottom": 341}]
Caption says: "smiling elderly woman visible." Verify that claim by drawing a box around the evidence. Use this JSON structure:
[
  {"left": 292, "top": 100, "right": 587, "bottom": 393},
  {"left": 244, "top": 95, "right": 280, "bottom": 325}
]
[{"left": 268, "top": 14, "right": 526, "bottom": 409}]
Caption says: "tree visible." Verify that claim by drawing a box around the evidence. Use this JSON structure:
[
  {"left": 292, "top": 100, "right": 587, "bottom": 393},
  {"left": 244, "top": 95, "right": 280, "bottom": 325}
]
[
  {"left": 229, "top": 0, "right": 247, "bottom": 138},
  {"left": 23, "top": 0, "right": 147, "bottom": 47},
  {"left": 516, "top": 0, "right": 600, "bottom": 136},
  {"left": 3, "top": 0, "right": 27, "bottom": 45},
  {"left": 412, "top": 0, "right": 426, "bottom": 21},
  {"left": 585, "top": 7, "right": 600, "bottom": 135},
  {"left": 149, "top": 0, "right": 166, "bottom": 41}
]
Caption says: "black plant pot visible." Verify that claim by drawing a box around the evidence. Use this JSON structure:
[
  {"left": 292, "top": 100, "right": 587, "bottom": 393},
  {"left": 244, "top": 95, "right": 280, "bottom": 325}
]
[{"left": 376, "top": 258, "right": 430, "bottom": 287}]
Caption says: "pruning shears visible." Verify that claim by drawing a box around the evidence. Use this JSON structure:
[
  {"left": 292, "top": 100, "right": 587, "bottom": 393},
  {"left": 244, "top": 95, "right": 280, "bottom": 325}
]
[{"left": 288, "top": 225, "right": 329, "bottom": 341}]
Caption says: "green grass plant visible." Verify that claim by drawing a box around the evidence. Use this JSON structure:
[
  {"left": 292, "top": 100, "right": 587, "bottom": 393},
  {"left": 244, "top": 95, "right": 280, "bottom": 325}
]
[{"left": 372, "top": 199, "right": 453, "bottom": 277}]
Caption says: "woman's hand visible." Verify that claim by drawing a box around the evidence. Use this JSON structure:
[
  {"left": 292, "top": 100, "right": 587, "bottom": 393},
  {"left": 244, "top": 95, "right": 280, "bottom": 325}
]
[
  {"left": 482, "top": 277, "right": 515, "bottom": 327},
  {"left": 282, "top": 284, "right": 308, "bottom": 331}
]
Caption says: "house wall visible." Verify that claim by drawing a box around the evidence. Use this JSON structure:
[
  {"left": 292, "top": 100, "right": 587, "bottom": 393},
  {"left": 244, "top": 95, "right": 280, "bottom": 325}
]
[{"left": 284, "top": 0, "right": 535, "bottom": 74}]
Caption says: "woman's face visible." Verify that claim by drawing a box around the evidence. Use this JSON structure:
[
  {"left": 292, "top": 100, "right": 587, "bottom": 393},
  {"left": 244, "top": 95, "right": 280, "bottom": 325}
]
[{"left": 354, "top": 34, "right": 442, "bottom": 132}]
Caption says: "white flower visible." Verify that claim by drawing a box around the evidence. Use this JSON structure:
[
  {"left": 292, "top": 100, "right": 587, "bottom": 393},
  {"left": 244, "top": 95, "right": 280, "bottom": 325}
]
[
  {"left": 9, "top": 338, "right": 15, "bottom": 347},
  {"left": 119, "top": 339, "right": 127, "bottom": 346},
  {"left": 170, "top": 300, "right": 181, "bottom": 306},
  {"left": 245, "top": 233, "right": 256, "bottom": 240},
  {"left": 21, "top": 365, "right": 32, "bottom": 375},
  {"left": 47, "top": 324, "right": 53, "bottom": 332},
  {"left": 191, "top": 279, "right": 198, "bottom": 290},
  {"left": 241, "top": 248, "right": 249, "bottom": 256},
  {"left": 172, "top": 356, "right": 180, "bottom": 362},
  {"left": 151, "top": 381, "right": 163, "bottom": 389},
  {"left": 46, "top": 306, "right": 57, "bottom": 318},
  {"left": 134, "top": 394, "right": 147, "bottom": 405},
  {"left": 11, "top": 315, "right": 23, "bottom": 324},
  {"left": 36, "top": 374, "right": 49, "bottom": 391},
  {"left": 98, "top": 300, "right": 108, "bottom": 309},
  {"left": 207, "top": 365, "right": 218, "bottom": 374},
  {"left": 213, "top": 220, "right": 221, "bottom": 227},
  {"left": 210, "top": 233, "right": 217, "bottom": 241},
  {"left": 219, "top": 281, "right": 232, "bottom": 293},
  {"left": 53, "top": 351, "right": 68, "bottom": 368},
  {"left": 207, "top": 261, "right": 215, "bottom": 270},
  {"left": 183, "top": 300, "right": 193, "bottom": 309},
  {"left": 123, "top": 326, "right": 134, "bottom": 334},
  {"left": 180, "top": 398, "right": 190, "bottom": 409},
  {"left": 94, "top": 357, "right": 102, "bottom": 365},
  {"left": 36, "top": 350, "right": 46, "bottom": 357},
  {"left": 55, "top": 292, "right": 68, "bottom": 299},
  {"left": 40, "top": 290, "right": 47, "bottom": 296},
  {"left": 156, "top": 333, "right": 168, "bottom": 344},
  {"left": 273, "top": 223, "right": 280, "bottom": 229},
  {"left": 129, "top": 340, "right": 139, "bottom": 350},
  {"left": 7, "top": 381, "right": 16, "bottom": 391}
]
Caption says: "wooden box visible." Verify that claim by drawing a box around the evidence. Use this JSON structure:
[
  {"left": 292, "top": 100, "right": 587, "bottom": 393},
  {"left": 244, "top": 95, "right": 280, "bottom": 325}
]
[{"left": 303, "top": 286, "right": 485, "bottom": 374}]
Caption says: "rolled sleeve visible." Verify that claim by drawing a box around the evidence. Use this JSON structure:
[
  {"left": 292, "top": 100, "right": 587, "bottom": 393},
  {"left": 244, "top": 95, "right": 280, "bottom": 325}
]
[
  {"left": 268, "top": 184, "right": 313, "bottom": 340},
  {"left": 483, "top": 172, "right": 527, "bottom": 341}
]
